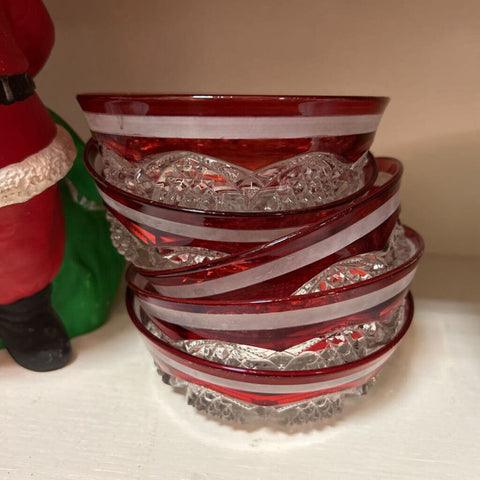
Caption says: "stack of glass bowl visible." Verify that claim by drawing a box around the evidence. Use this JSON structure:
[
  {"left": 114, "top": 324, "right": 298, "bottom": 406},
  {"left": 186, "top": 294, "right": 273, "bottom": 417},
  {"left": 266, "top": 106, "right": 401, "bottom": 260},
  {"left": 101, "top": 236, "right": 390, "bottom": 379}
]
[{"left": 77, "top": 95, "right": 424, "bottom": 425}]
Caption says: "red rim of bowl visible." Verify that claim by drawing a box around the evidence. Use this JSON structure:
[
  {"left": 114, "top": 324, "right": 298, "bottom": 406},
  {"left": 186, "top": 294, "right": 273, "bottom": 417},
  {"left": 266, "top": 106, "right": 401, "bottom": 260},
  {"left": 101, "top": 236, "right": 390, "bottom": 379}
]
[
  {"left": 77, "top": 93, "right": 390, "bottom": 116},
  {"left": 84, "top": 138, "right": 379, "bottom": 219},
  {"left": 126, "top": 289, "right": 413, "bottom": 379},
  {"left": 127, "top": 225, "right": 424, "bottom": 308}
]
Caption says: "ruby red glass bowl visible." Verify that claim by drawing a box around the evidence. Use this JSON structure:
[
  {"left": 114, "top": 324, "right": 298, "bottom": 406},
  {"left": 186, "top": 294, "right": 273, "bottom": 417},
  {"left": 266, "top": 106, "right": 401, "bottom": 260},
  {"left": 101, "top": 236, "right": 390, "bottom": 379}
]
[
  {"left": 77, "top": 94, "right": 389, "bottom": 168},
  {"left": 83, "top": 139, "right": 380, "bottom": 256},
  {"left": 127, "top": 157, "right": 402, "bottom": 300},
  {"left": 127, "top": 289, "right": 414, "bottom": 407}
]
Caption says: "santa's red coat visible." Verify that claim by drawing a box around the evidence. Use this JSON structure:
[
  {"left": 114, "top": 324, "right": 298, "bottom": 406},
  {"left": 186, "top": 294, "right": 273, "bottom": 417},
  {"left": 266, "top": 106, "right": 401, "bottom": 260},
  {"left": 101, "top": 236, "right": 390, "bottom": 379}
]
[{"left": 0, "top": 0, "right": 64, "bottom": 304}]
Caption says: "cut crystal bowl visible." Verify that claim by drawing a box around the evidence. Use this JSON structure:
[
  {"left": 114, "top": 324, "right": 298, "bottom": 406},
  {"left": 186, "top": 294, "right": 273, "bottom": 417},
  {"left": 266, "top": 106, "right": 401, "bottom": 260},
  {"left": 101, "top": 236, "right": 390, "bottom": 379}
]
[
  {"left": 126, "top": 289, "right": 414, "bottom": 425},
  {"left": 128, "top": 225, "right": 423, "bottom": 350},
  {"left": 126, "top": 157, "right": 402, "bottom": 299},
  {"left": 77, "top": 94, "right": 389, "bottom": 168},
  {"left": 84, "top": 139, "right": 379, "bottom": 259}
]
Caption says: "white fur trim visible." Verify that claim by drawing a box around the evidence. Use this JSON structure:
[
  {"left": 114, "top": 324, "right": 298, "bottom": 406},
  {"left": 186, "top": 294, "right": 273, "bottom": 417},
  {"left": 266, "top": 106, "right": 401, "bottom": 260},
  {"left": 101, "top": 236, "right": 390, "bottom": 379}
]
[{"left": 0, "top": 125, "right": 76, "bottom": 207}]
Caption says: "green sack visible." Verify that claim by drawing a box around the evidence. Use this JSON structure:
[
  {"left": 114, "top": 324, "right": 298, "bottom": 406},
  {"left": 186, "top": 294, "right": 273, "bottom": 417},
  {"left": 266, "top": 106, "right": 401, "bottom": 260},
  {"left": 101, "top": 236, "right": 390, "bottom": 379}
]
[
  {"left": 50, "top": 111, "right": 124, "bottom": 339},
  {"left": 0, "top": 112, "right": 124, "bottom": 349}
]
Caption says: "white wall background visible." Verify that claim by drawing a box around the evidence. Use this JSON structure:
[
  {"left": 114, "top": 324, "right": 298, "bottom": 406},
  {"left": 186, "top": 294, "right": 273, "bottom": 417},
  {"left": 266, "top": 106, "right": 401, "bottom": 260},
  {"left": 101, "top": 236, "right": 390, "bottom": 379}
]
[{"left": 38, "top": 0, "right": 480, "bottom": 257}]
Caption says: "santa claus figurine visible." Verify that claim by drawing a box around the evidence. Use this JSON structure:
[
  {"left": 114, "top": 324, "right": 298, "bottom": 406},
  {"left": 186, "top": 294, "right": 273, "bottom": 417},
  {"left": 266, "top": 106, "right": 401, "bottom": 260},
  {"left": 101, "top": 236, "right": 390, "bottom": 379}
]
[{"left": 0, "top": 0, "right": 75, "bottom": 371}]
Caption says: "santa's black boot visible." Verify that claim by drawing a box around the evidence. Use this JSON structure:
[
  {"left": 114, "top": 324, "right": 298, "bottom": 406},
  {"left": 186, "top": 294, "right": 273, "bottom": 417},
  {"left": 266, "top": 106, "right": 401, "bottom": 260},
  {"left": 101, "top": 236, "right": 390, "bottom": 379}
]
[{"left": 0, "top": 285, "right": 72, "bottom": 372}]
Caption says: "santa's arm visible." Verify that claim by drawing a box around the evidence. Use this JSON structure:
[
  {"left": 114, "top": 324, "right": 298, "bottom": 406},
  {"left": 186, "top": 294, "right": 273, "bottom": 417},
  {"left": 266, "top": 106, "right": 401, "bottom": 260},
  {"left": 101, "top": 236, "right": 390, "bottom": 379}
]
[{"left": 5, "top": 0, "right": 54, "bottom": 77}]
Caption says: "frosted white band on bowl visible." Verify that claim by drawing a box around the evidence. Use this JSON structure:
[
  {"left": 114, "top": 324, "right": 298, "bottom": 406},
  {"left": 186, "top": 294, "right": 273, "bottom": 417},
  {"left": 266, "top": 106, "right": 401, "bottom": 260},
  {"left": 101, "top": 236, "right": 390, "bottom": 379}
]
[
  {"left": 150, "top": 192, "right": 401, "bottom": 298},
  {"left": 146, "top": 340, "right": 393, "bottom": 394},
  {"left": 138, "top": 269, "right": 416, "bottom": 330},
  {"left": 98, "top": 190, "right": 300, "bottom": 243},
  {"left": 84, "top": 112, "right": 383, "bottom": 139}
]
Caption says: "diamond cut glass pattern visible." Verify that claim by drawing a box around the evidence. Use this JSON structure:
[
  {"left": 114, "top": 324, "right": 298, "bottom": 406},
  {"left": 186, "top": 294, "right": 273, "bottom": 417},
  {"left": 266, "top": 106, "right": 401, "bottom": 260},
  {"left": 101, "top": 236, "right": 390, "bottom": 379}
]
[
  {"left": 103, "top": 149, "right": 369, "bottom": 212},
  {"left": 108, "top": 213, "right": 226, "bottom": 270}
]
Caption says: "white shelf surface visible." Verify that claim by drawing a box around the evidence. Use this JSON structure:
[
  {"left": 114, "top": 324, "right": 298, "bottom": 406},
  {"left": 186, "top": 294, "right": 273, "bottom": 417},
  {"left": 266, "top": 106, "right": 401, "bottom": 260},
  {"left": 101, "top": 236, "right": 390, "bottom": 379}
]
[{"left": 1, "top": 253, "right": 479, "bottom": 479}]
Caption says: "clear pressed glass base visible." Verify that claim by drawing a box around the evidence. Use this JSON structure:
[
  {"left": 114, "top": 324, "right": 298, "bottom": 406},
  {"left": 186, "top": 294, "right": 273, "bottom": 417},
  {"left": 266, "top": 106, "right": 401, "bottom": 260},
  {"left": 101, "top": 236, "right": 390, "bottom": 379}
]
[{"left": 156, "top": 367, "right": 377, "bottom": 426}]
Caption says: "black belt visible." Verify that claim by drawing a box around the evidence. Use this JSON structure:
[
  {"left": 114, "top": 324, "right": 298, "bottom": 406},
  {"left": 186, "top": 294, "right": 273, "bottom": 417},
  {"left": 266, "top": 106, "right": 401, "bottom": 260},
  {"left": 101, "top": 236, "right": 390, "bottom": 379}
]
[{"left": 0, "top": 72, "right": 36, "bottom": 105}]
